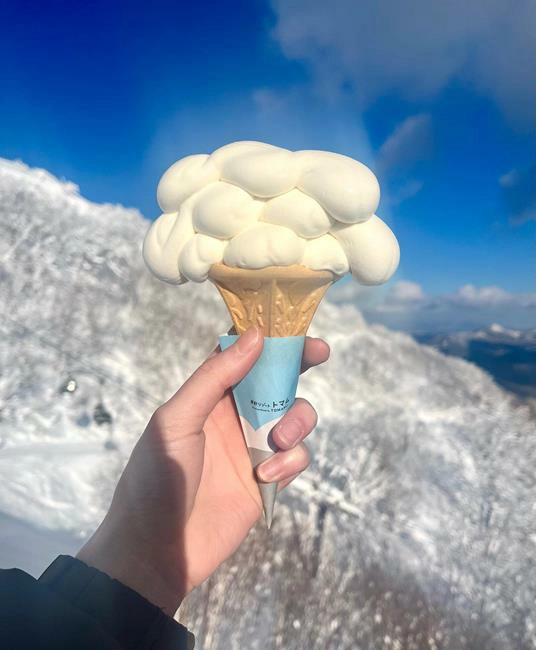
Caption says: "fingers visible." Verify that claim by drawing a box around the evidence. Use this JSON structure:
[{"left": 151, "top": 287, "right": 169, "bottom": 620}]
[
  {"left": 208, "top": 334, "right": 328, "bottom": 372},
  {"left": 277, "top": 472, "right": 301, "bottom": 492},
  {"left": 271, "top": 398, "right": 317, "bottom": 450},
  {"left": 158, "top": 327, "right": 263, "bottom": 436},
  {"left": 301, "top": 337, "right": 330, "bottom": 374},
  {"left": 156, "top": 332, "right": 328, "bottom": 442},
  {"left": 256, "top": 442, "right": 310, "bottom": 484}
]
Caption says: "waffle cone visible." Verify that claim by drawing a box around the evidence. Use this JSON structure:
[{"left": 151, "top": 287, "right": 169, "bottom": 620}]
[{"left": 208, "top": 263, "right": 336, "bottom": 336}]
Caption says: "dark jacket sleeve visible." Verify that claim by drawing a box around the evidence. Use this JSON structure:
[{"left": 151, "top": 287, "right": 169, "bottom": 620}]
[{"left": 0, "top": 556, "right": 194, "bottom": 649}]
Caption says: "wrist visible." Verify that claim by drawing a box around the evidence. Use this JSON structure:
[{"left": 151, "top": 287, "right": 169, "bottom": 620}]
[{"left": 77, "top": 516, "right": 183, "bottom": 616}]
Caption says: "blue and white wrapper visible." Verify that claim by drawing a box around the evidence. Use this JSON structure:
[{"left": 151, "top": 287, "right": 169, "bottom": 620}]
[{"left": 219, "top": 335, "right": 305, "bottom": 527}]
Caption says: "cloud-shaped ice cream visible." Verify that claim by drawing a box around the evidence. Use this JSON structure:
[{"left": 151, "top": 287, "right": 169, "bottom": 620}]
[{"left": 143, "top": 141, "right": 399, "bottom": 284}]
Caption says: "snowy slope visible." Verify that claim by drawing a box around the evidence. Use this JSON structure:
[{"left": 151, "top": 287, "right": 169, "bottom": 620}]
[{"left": 1, "top": 159, "right": 535, "bottom": 649}]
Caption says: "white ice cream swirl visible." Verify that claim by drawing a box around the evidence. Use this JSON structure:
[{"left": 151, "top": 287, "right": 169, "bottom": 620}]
[{"left": 143, "top": 141, "right": 399, "bottom": 284}]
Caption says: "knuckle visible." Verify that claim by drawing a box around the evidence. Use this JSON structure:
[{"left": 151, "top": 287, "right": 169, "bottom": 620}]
[
  {"left": 305, "top": 403, "right": 318, "bottom": 428},
  {"left": 195, "top": 357, "right": 226, "bottom": 391},
  {"left": 148, "top": 404, "right": 191, "bottom": 446},
  {"left": 149, "top": 404, "right": 179, "bottom": 436},
  {"left": 295, "top": 398, "right": 318, "bottom": 428},
  {"left": 298, "top": 442, "right": 311, "bottom": 468},
  {"left": 151, "top": 405, "right": 169, "bottom": 429},
  {"left": 147, "top": 405, "right": 175, "bottom": 444}
]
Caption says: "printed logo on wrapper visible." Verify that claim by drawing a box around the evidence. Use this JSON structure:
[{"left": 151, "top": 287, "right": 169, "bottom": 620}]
[{"left": 219, "top": 335, "right": 305, "bottom": 455}]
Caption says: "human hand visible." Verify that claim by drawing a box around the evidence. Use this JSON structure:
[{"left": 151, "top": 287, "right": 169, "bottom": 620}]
[{"left": 77, "top": 328, "right": 329, "bottom": 614}]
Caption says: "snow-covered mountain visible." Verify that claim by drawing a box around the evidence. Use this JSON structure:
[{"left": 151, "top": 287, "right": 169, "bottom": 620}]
[
  {"left": 417, "top": 324, "right": 536, "bottom": 397},
  {"left": 1, "top": 158, "right": 535, "bottom": 649}
]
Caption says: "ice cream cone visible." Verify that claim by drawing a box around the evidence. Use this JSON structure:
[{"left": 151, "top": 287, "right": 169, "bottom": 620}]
[
  {"left": 208, "top": 263, "right": 336, "bottom": 336},
  {"left": 145, "top": 140, "right": 400, "bottom": 534},
  {"left": 212, "top": 264, "right": 336, "bottom": 528}
]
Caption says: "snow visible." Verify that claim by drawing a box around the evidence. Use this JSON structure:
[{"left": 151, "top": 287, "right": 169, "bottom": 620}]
[{"left": 1, "top": 158, "right": 536, "bottom": 648}]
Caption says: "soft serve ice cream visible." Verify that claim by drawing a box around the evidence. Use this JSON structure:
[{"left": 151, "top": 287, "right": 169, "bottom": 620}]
[
  {"left": 143, "top": 141, "right": 400, "bottom": 527},
  {"left": 143, "top": 141, "right": 399, "bottom": 285}
]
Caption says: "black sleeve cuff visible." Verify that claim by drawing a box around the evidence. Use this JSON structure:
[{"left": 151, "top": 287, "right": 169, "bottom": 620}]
[{"left": 39, "top": 555, "right": 194, "bottom": 650}]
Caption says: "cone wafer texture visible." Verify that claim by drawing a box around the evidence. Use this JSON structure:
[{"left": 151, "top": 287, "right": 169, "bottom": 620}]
[{"left": 208, "top": 263, "right": 336, "bottom": 336}]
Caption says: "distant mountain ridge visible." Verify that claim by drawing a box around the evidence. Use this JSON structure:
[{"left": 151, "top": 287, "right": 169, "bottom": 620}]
[
  {"left": 417, "top": 324, "right": 536, "bottom": 397},
  {"left": 1, "top": 158, "right": 535, "bottom": 649}
]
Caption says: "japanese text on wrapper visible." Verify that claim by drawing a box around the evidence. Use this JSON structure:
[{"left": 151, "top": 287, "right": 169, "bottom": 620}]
[{"left": 250, "top": 398, "right": 290, "bottom": 413}]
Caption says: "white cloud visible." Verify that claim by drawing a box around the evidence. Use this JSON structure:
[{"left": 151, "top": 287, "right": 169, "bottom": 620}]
[
  {"left": 253, "top": 88, "right": 298, "bottom": 114},
  {"left": 452, "top": 284, "right": 536, "bottom": 308},
  {"left": 500, "top": 170, "right": 520, "bottom": 188},
  {"left": 389, "top": 280, "right": 426, "bottom": 303},
  {"left": 271, "top": 0, "right": 536, "bottom": 128},
  {"left": 499, "top": 165, "right": 536, "bottom": 224},
  {"left": 329, "top": 278, "right": 536, "bottom": 332},
  {"left": 376, "top": 114, "right": 433, "bottom": 175},
  {"left": 383, "top": 179, "right": 424, "bottom": 206},
  {"left": 372, "top": 114, "right": 433, "bottom": 205},
  {"left": 453, "top": 285, "right": 511, "bottom": 306}
]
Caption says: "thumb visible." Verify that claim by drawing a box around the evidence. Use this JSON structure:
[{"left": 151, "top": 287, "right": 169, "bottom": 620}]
[{"left": 157, "top": 327, "right": 263, "bottom": 438}]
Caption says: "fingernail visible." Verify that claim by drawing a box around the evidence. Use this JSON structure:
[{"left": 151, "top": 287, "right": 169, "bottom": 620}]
[
  {"left": 257, "top": 456, "right": 283, "bottom": 482},
  {"left": 274, "top": 420, "right": 302, "bottom": 447},
  {"left": 236, "top": 327, "right": 260, "bottom": 355}
]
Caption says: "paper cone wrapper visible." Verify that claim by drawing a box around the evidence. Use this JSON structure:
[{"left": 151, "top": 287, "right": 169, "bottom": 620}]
[{"left": 220, "top": 334, "right": 305, "bottom": 528}]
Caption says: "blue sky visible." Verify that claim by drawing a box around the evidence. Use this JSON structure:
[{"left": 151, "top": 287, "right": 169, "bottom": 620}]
[{"left": 1, "top": 0, "right": 534, "bottom": 331}]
